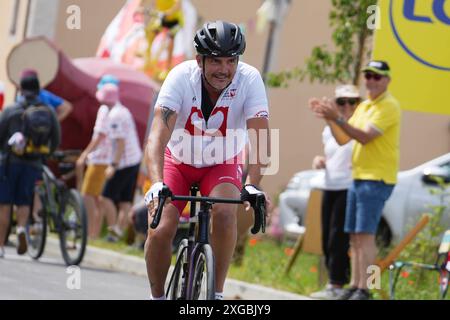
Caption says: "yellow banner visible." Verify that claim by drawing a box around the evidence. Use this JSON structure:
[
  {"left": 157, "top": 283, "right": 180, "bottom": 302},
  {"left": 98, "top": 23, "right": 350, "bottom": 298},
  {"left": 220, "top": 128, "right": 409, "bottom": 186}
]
[{"left": 373, "top": 0, "right": 450, "bottom": 114}]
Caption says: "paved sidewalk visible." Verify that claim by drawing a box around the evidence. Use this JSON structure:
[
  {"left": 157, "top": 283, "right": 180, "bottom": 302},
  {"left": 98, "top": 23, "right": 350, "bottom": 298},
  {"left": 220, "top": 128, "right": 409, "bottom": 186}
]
[{"left": 45, "top": 238, "right": 311, "bottom": 300}]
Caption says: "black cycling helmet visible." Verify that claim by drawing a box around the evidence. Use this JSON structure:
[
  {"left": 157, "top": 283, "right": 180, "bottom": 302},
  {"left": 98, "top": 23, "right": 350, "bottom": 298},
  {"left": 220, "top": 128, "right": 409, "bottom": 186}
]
[{"left": 194, "top": 20, "right": 246, "bottom": 57}]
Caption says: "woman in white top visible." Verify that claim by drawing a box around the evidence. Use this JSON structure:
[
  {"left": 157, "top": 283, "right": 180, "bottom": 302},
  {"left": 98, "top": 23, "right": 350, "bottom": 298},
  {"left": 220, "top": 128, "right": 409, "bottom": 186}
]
[{"left": 309, "top": 85, "right": 360, "bottom": 300}]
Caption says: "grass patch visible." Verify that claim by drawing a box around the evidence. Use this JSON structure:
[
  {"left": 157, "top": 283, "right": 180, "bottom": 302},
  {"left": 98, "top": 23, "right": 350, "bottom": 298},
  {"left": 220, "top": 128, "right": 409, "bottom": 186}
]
[
  {"left": 88, "top": 238, "right": 144, "bottom": 259},
  {"left": 85, "top": 234, "right": 449, "bottom": 300},
  {"left": 228, "top": 236, "right": 323, "bottom": 296}
]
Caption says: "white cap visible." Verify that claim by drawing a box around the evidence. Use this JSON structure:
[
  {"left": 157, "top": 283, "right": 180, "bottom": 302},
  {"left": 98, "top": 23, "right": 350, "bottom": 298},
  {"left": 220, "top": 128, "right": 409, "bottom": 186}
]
[{"left": 335, "top": 84, "right": 360, "bottom": 98}]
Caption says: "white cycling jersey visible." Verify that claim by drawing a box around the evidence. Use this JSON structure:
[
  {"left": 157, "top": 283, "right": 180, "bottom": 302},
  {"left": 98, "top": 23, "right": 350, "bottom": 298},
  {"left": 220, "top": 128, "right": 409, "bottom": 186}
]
[{"left": 156, "top": 60, "right": 269, "bottom": 168}]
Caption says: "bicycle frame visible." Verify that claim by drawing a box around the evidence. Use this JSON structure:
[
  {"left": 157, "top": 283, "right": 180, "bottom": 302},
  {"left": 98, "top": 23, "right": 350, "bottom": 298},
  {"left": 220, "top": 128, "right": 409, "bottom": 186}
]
[
  {"left": 159, "top": 185, "right": 264, "bottom": 300},
  {"left": 26, "top": 150, "right": 87, "bottom": 266},
  {"left": 38, "top": 165, "right": 67, "bottom": 232}
]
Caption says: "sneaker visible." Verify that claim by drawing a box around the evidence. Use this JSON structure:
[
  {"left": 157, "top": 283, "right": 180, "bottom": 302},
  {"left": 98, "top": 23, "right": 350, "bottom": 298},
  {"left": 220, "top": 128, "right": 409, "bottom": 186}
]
[
  {"left": 16, "top": 226, "right": 28, "bottom": 255},
  {"left": 29, "top": 222, "right": 43, "bottom": 236},
  {"left": 0, "top": 247, "right": 4, "bottom": 258},
  {"left": 108, "top": 225, "right": 123, "bottom": 239},
  {"left": 348, "top": 289, "right": 371, "bottom": 300},
  {"left": 105, "top": 234, "right": 119, "bottom": 243},
  {"left": 310, "top": 285, "right": 345, "bottom": 300},
  {"left": 335, "top": 286, "right": 358, "bottom": 300},
  {"left": 215, "top": 293, "right": 224, "bottom": 300}
]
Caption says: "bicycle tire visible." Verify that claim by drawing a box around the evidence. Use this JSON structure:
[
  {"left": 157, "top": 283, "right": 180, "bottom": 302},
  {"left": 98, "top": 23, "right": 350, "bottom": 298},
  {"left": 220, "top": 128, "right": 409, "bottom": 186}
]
[
  {"left": 189, "top": 244, "right": 215, "bottom": 300},
  {"left": 439, "top": 269, "right": 449, "bottom": 299},
  {"left": 26, "top": 192, "right": 48, "bottom": 260},
  {"left": 167, "top": 239, "right": 189, "bottom": 300},
  {"left": 59, "top": 189, "right": 87, "bottom": 266}
]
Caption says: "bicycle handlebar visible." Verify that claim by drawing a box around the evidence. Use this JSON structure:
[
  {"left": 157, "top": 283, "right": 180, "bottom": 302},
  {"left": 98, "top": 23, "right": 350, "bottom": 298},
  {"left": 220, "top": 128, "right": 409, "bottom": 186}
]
[
  {"left": 149, "top": 185, "right": 172, "bottom": 230},
  {"left": 150, "top": 186, "right": 266, "bottom": 234},
  {"left": 50, "top": 149, "right": 82, "bottom": 162}
]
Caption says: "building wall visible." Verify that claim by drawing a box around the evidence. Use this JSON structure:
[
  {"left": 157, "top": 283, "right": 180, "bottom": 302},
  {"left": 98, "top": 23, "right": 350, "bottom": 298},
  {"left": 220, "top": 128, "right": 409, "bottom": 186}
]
[
  {"left": 54, "top": 0, "right": 125, "bottom": 59},
  {"left": 1, "top": 0, "right": 448, "bottom": 197},
  {"left": 0, "top": 0, "right": 30, "bottom": 102}
]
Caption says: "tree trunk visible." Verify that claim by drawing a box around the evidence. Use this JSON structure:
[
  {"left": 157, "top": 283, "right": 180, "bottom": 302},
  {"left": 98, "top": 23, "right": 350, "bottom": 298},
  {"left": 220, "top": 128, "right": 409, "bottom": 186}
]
[{"left": 353, "top": 28, "right": 369, "bottom": 86}]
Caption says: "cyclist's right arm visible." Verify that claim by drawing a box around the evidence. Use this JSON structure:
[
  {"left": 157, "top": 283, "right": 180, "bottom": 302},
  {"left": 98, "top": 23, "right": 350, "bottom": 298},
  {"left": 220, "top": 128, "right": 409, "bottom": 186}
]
[{"left": 145, "top": 105, "right": 177, "bottom": 187}]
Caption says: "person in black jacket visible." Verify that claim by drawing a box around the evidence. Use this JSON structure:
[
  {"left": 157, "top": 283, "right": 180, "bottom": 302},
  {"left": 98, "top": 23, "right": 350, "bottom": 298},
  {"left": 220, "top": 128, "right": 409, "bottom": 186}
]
[{"left": 0, "top": 73, "right": 60, "bottom": 258}]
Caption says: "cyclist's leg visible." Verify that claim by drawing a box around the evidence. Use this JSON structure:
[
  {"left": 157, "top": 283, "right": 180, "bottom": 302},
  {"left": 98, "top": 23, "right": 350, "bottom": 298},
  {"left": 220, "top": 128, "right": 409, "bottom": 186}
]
[
  {"left": 31, "top": 190, "right": 41, "bottom": 222},
  {"left": 0, "top": 162, "right": 13, "bottom": 248},
  {"left": 145, "top": 150, "right": 190, "bottom": 299},
  {"left": 200, "top": 162, "right": 243, "bottom": 294},
  {"left": 0, "top": 205, "right": 11, "bottom": 248},
  {"left": 15, "top": 163, "right": 41, "bottom": 254},
  {"left": 145, "top": 203, "right": 180, "bottom": 298},
  {"left": 207, "top": 183, "right": 240, "bottom": 294},
  {"left": 15, "top": 163, "right": 41, "bottom": 228}
]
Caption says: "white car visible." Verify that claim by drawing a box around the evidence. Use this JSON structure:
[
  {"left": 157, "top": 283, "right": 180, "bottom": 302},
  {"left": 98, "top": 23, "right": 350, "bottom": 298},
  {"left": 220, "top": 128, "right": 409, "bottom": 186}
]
[{"left": 279, "top": 153, "right": 450, "bottom": 246}]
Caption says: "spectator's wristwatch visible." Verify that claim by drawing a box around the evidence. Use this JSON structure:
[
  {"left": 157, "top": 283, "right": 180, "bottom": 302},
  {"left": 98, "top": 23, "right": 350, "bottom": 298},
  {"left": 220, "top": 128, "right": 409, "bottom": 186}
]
[{"left": 335, "top": 116, "right": 346, "bottom": 126}]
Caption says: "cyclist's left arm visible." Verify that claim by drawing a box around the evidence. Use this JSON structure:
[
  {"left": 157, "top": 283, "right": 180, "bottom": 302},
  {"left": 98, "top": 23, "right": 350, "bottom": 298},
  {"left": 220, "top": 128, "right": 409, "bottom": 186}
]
[
  {"left": 243, "top": 67, "right": 270, "bottom": 188},
  {"left": 245, "top": 117, "right": 270, "bottom": 187},
  {"left": 244, "top": 116, "right": 272, "bottom": 212}
]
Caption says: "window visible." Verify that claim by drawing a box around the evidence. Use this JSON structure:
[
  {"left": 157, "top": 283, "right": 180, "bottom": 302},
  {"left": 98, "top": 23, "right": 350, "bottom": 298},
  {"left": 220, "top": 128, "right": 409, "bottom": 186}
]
[{"left": 9, "top": 0, "right": 21, "bottom": 36}]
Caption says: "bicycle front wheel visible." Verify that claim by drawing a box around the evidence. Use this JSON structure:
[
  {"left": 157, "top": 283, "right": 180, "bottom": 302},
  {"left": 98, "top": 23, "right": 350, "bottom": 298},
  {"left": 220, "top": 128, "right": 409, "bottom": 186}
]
[
  {"left": 189, "top": 244, "right": 215, "bottom": 300},
  {"left": 167, "top": 239, "right": 189, "bottom": 300},
  {"left": 439, "top": 268, "right": 449, "bottom": 299},
  {"left": 59, "top": 189, "right": 87, "bottom": 266},
  {"left": 26, "top": 206, "right": 47, "bottom": 260}
]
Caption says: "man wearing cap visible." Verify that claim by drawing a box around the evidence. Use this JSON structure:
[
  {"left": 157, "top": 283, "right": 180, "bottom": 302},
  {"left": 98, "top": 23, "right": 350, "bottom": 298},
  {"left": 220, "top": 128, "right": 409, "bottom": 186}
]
[
  {"left": 17, "top": 69, "right": 73, "bottom": 122},
  {"left": 0, "top": 72, "right": 60, "bottom": 258},
  {"left": 77, "top": 76, "right": 142, "bottom": 241},
  {"left": 76, "top": 76, "right": 117, "bottom": 239},
  {"left": 99, "top": 82, "right": 142, "bottom": 242},
  {"left": 308, "top": 84, "right": 360, "bottom": 299},
  {"left": 310, "top": 60, "right": 401, "bottom": 300}
]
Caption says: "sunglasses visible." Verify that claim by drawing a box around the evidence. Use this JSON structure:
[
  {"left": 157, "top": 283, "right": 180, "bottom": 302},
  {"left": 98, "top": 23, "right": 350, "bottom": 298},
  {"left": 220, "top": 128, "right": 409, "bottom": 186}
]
[
  {"left": 336, "top": 98, "right": 360, "bottom": 106},
  {"left": 364, "top": 72, "right": 383, "bottom": 81}
]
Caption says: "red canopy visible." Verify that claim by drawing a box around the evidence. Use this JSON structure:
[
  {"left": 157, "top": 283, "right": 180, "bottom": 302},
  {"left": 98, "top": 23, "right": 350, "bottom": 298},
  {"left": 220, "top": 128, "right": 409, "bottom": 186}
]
[{"left": 7, "top": 37, "right": 160, "bottom": 151}]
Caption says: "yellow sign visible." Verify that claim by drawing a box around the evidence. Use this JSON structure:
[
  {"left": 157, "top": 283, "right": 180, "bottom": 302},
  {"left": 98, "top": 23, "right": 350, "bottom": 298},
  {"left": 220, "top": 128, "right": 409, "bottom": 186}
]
[{"left": 373, "top": 0, "right": 450, "bottom": 114}]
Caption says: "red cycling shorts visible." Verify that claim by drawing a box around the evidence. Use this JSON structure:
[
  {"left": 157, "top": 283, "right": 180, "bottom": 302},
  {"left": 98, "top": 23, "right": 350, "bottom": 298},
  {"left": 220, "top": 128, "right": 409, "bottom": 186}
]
[{"left": 163, "top": 148, "right": 243, "bottom": 214}]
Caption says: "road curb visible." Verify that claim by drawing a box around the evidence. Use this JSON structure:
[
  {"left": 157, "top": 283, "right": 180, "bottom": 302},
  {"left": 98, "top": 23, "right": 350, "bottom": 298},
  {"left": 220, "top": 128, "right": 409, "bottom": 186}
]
[{"left": 45, "top": 238, "right": 311, "bottom": 300}]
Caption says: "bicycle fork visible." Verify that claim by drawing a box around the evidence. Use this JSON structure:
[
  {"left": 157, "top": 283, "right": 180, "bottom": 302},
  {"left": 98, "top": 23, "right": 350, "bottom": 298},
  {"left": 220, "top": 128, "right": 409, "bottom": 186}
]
[{"left": 186, "top": 202, "right": 212, "bottom": 300}]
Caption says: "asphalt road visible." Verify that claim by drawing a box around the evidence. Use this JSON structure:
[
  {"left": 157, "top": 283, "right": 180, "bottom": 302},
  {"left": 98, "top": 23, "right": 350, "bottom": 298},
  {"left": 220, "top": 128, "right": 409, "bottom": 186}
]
[{"left": 0, "top": 245, "right": 150, "bottom": 300}]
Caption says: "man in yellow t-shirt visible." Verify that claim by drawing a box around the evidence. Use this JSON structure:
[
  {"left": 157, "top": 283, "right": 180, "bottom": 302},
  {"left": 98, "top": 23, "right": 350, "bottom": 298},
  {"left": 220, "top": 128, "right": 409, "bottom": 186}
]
[{"left": 310, "top": 60, "right": 401, "bottom": 300}]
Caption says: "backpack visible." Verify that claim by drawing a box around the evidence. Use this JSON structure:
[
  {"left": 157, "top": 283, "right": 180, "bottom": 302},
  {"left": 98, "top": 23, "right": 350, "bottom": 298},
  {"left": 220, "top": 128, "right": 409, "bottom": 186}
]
[{"left": 21, "top": 103, "right": 54, "bottom": 157}]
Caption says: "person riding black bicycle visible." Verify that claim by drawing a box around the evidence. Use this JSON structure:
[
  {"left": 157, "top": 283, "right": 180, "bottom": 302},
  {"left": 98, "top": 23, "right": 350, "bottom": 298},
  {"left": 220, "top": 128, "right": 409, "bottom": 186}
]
[
  {"left": 0, "top": 72, "right": 60, "bottom": 258},
  {"left": 144, "top": 20, "right": 271, "bottom": 300}
]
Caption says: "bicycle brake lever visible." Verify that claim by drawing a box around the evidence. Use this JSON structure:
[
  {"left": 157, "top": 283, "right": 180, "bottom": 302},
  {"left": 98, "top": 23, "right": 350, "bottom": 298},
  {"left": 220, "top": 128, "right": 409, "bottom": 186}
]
[
  {"left": 150, "top": 186, "right": 172, "bottom": 229},
  {"left": 250, "top": 194, "right": 266, "bottom": 234}
]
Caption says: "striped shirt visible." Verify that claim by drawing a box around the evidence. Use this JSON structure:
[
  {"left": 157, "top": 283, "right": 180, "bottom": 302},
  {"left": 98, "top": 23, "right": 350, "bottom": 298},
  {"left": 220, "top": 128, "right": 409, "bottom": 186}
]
[
  {"left": 108, "top": 103, "right": 142, "bottom": 169},
  {"left": 87, "top": 105, "right": 112, "bottom": 165}
]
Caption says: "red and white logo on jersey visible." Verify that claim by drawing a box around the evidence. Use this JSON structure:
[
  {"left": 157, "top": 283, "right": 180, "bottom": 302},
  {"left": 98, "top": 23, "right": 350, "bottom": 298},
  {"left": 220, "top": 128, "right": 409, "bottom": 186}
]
[{"left": 184, "top": 106, "right": 229, "bottom": 136}]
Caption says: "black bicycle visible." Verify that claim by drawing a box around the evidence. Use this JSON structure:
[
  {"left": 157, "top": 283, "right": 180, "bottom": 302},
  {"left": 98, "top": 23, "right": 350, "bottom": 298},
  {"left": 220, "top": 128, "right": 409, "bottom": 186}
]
[
  {"left": 26, "top": 150, "right": 88, "bottom": 266},
  {"left": 150, "top": 184, "right": 266, "bottom": 300}
]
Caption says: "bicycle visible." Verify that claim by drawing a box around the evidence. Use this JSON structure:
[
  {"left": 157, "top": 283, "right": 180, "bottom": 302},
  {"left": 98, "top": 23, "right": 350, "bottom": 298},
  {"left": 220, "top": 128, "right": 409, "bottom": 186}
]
[
  {"left": 26, "top": 150, "right": 88, "bottom": 266},
  {"left": 389, "top": 229, "right": 450, "bottom": 300},
  {"left": 150, "top": 184, "right": 266, "bottom": 300}
]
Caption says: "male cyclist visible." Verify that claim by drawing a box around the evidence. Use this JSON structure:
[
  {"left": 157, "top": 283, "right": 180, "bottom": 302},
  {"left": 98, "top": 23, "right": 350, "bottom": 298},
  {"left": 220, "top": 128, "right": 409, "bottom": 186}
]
[{"left": 144, "top": 20, "right": 271, "bottom": 300}]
